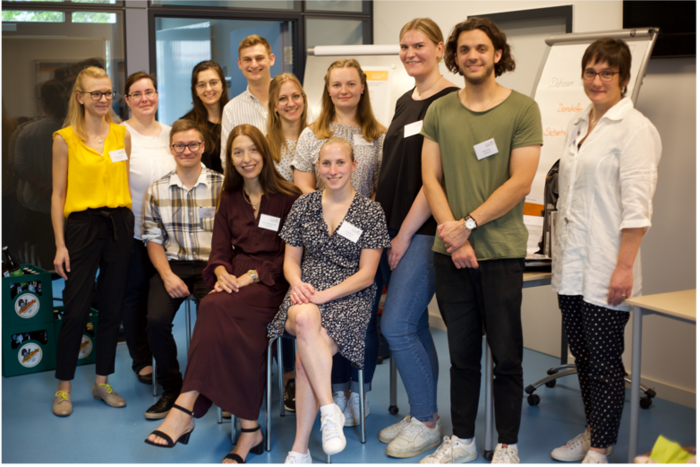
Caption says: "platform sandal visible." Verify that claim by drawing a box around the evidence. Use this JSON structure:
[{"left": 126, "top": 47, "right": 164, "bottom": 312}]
[
  {"left": 222, "top": 425, "right": 265, "bottom": 463},
  {"left": 144, "top": 404, "right": 195, "bottom": 448}
]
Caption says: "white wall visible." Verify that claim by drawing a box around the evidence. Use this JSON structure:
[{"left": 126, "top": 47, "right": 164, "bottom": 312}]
[{"left": 374, "top": 0, "right": 696, "bottom": 407}]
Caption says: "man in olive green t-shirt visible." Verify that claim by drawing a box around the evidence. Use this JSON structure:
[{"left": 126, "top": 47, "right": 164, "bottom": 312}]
[{"left": 420, "top": 17, "right": 542, "bottom": 464}]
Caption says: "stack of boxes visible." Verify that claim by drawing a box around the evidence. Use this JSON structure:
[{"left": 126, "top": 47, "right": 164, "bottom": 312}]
[{"left": 2, "top": 265, "right": 98, "bottom": 377}]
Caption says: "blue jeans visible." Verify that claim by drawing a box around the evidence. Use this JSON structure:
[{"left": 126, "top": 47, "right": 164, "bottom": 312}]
[
  {"left": 380, "top": 231, "right": 439, "bottom": 422},
  {"left": 331, "top": 268, "right": 382, "bottom": 393}
]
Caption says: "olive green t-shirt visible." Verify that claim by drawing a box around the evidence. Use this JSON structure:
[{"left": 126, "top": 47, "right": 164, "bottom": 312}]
[{"left": 421, "top": 90, "right": 542, "bottom": 260}]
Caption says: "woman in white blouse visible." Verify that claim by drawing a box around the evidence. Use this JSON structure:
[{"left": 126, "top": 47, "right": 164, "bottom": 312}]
[
  {"left": 550, "top": 38, "right": 661, "bottom": 464},
  {"left": 121, "top": 72, "right": 175, "bottom": 387}
]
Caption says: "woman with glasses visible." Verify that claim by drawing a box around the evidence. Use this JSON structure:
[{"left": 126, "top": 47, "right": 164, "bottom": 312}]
[
  {"left": 182, "top": 60, "right": 229, "bottom": 174},
  {"left": 120, "top": 71, "right": 176, "bottom": 387},
  {"left": 51, "top": 66, "right": 134, "bottom": 417},
  {"left": 550, "top": 38, "right": 662, "bottom": 464},
  {"left": 145, "top": 125, "right": 301, "bottom": 464}
]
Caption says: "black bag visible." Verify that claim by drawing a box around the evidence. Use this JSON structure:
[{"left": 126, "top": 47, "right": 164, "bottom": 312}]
[{"left": 536, "top": 159, "right": 560, "bottom": 256}]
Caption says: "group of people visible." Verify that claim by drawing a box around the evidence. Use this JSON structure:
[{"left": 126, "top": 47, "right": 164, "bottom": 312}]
[{"left": 49, "top": 15, "right": 661, "bottom": 466}]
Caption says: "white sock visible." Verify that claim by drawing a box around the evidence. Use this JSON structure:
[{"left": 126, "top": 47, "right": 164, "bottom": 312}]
[
  {"left": 587, "top": 450, "right": 607, "bottom": 462},
  {"left": 320, "top": 403, "right": 336, "bottom": 416},
  {"left": 289, "top": 450, "right": 310, "bottom": 459},
  {"left": 458, "top": 437, "right": 474, "bottom": 445},
  {"left": 498, "top": 443, "right": 517, "bottom": 450}
]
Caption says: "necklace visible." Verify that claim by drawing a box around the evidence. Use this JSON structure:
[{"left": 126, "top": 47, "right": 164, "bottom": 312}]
[
  {"left": 416, "top": 75, "right": 442, "bottom": 97},
  {"left": 242, "top": 189, "right": 260, "bottom": 213},
  {"left": 464, "top": 86, "right": 498, "bottom": 111}
]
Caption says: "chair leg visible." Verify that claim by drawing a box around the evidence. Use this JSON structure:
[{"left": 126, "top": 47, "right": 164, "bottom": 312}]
[
  {"left": 152, "top": 355, "right": 158, "bottom": 397},
  {"left": 278, "top": 337, "right": 285, "bottom": 417},
  {"left": 389, "top": 356, "right": 398, "bottom": 414},
  {"left": 266, "top": 338, "right": 275, "bottom": 452},
  {"left": 484, "top": 340, "right": 495, "bottom": 460},
  {"left": 327, "top": 454, "right": 332, "bottom": 464},
  {"left": 358, "top": 368, "right": 366, "bottom": 444},
  {"left": 217, "top": 406, "right": 223, "bottom": 424},
  {"left": 231, "top": 414, "right": 237, "bottom": 445},
  {"left": 185, "top": 299, "right": 191, "bottom": 354}
]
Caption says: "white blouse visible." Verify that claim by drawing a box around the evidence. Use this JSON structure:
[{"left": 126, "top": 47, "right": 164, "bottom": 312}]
[
  {"left": 122, "top": 122, "right": 176, "bottom": 240},
  {"left": 551, "top": 98, "right": 662, "bottom": 311}
]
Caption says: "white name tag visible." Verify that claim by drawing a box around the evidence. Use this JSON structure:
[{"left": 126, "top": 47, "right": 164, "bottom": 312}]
[
  {"left": 404, "top": 120, "right": 423, "bottom": 138},
  {"left": 109, "top": 149, "right": 128, "bottom": 163},
  {"left": 198, "top": 207, "right": 216, "bottom": 219},
  {"left": 473, "top": 138, "right": 499, "bottom": 160},
  {"left": 337, "top": 221, "right": 362, "bottom": 243},
  {"left": 353, "top": 134, "right": 372, "bottom": 146},
  {"left": 258, "top": 213, "right": 281, "bottom": 232}
]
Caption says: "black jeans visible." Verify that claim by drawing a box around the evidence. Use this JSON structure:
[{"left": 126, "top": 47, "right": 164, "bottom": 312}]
[
  {"left": 56, "top": 207, "right": 134, "bottom": 381},
  {"left": 121, "top": 239, "right": 156, "bottom": 374},
  {"left": 146, "top": 260, "right": 210, "bottom": 394},
  {"left": 434, "top": 253, "right": 524, "bottom": 444}
]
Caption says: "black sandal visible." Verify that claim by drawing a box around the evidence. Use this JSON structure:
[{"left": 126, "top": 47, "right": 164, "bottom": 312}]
[
  {"left": 144, "top": 404, "right": 195, "bottom": 448},
  {"left": 222, "top": 425, "right": 264, "bottom": 463}
]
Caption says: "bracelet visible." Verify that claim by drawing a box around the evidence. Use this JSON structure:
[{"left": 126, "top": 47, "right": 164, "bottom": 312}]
[{"left": 246, "top": 269, "right": 259, "bottom": 283}]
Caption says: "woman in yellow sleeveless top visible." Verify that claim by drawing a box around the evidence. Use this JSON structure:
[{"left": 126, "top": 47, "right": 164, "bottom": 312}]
[{"left": 50, "top": 66, "right": 134, "bottom": 417}]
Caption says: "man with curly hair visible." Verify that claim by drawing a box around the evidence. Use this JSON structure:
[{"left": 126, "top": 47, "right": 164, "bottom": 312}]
[{"left": 420, "top": 17, "right": 542, "bottom": 464}]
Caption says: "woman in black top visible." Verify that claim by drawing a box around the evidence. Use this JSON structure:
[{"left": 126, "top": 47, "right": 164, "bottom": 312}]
[
  {"left": 374, "top": 18, "right": 459, "bottom": 459},
  {"left": 181, "top": 60, "right": 229, "bottom": 173}
]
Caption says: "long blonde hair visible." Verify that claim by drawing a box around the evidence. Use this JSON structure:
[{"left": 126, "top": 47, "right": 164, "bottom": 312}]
[
  {"left": 266, "top": 73, "right": 308, "bottom": 163},
  {"left": 64, "top": 66, "right": 120, "bottom": 140},
  {"left": 311, "top": 59, "right": 385, "bottom": 142}
]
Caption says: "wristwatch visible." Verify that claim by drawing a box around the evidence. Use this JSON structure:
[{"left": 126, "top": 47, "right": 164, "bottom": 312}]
[
  {"left": 246, "top": 269, "right": 259, "bottom": 283},
  {"left": 464, "top": 214, "right": 479, "bottom": 232}
]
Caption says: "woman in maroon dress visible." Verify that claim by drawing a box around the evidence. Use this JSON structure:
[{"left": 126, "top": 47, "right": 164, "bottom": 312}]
[{"left": 145, "top": 124, "right": 301, "bottom": 463}]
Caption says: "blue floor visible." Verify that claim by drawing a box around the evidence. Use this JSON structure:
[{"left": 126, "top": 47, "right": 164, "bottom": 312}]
[{"left": 2, "top": 300, "right": 696, "bottom": 463}]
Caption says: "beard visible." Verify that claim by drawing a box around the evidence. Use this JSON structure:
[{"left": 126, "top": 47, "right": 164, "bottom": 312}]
[{"left": 461, "top": 62, "right": 495, "bottom": 86}]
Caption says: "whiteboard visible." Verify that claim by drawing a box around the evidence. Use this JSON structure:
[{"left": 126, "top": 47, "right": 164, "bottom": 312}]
[{"left": 528, "top": 28, "right": 659, "bottom": 205}]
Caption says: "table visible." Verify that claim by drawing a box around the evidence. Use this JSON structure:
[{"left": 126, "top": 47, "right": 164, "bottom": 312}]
[{"left": 625, "top": 289, "right": 696, "bottom": 462}]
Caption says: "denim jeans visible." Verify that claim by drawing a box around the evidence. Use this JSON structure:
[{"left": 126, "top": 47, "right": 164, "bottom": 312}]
[
  {"left": 380, "top": 231, "right": 439, "bottom": 422},
  {"left": 331, "top": 268, "right": 382, "bottom": 393}
]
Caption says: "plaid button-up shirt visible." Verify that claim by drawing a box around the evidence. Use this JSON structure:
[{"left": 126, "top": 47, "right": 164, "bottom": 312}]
[{"left": 142, "top": 168, "right": 224, "bottom": 262}]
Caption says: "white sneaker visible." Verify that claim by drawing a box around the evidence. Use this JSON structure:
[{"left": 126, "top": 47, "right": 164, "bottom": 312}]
[
  {"left": 582, "top": 450, "right": 609, "bottom": 464},
  {"left": 491, "top": 444, "right": 519, "bottom": 464},
  {"left": 551, "top": 431, "right": 613, "bottom": 462},
  {"left": 320, "top": 404, "right": 346, "bottom": 455},
  {"left": 332, "top": 392, "right": 348, "bottom": 413},
  {"left": 285, "top": 450, "right": 312, "bottom": 464},
  {"left": 342, "top": 391, "right": 370, "bottom": 427},
  {"left": 378, "top": 415, "right": 412, "bottom": 444},
  {"left": 419, "top": 435, "right": 477, "bottom": 464},
  {"left": 386, "top": 416, "right": 443, "bottom": 458}
]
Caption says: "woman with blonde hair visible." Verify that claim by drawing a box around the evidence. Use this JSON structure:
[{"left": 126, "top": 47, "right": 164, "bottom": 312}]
[
  {"left": 374, "top": 18, "right": 458, "bottom": 459},
  {"left": 292, "top": 59, "right": 387, "bottom": 428},
  {"left": 145, "top": 124, "right": 301, "bottom": 464},
  {"left": 267, "top": 72, "right": 308, "bottom": 182},
  {"left": 51, "top": 66, "right": 134, "bottom": 416}
]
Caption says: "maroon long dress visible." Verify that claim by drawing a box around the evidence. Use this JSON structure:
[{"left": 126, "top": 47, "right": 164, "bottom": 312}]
[{"left": 182, "top": 188, "right": 298, "bottom": 420}]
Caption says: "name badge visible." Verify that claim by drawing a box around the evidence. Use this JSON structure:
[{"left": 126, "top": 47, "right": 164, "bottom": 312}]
[
  {"left": 337, "top": 221, "right": 362, "bottom": 243},
  {"left": 109, "top": 149, "right": 128, "bottom": 163},
  {"left": 404, "top": 120, "right": 423, "bottom": 138},
  {"left": 353, "top": 134, "right": 372, "bottom": 146},
  {"left": 473, "top": 138, "right": 498, "bottom": 160},
  {"left": 198, "top": 207, "right": 215, "bottom": 219},
  {"left": 258, "top": 214, "right": 281, "bottom": 232}
]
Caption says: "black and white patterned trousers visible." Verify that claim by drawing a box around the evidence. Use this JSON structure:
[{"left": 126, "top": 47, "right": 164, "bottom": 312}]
[{"left": 558, "top": 294, "right": 630, "bottom": 448}]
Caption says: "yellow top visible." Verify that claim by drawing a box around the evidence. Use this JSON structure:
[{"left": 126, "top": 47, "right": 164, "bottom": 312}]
[{"left": 54, "top": 124, "right": 132, "bottom": 218}]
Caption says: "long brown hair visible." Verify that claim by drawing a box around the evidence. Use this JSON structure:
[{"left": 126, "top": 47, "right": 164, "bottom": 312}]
[
  {"left": 266, "top": 73, "right": 308, "bottom": 164},
  {"left": 222, "top": 124, "right": 301, "bottom": 198},
  {"left": 64, "top": 66, "right": 120, "bottom": 140},
  {"left": 185, "top": 60, "right": 229, "bottom": 156},
  {"left": 311, "top": 59, "right": 385, "bottom": 141}
]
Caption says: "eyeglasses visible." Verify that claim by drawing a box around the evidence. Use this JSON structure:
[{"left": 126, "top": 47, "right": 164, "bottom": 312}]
[
  {"left": 126, "top": 90, "right": 157, "bottom": 100},
  {"left": 195, "top": 79, "right": 221, "bottom": 90},
  {"left": 80, "top": 90, "right": 116, "bottom": 101},
  {"left": 278, "top": 93, "right": 304, "bottom": 104},
  {"left": 583, "top": 69, "right": 620, "bottom": 82},
  {"left": 171, "top": 142, "right": 203, "bottom": 153}
]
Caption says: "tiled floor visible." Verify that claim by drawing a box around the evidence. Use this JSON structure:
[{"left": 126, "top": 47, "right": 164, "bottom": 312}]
[{"left": 2, "top": 295, "right": 695, "bottom": 463}]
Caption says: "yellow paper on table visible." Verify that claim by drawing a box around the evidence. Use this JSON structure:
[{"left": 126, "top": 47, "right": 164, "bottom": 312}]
[{"left": 649, "top": 435, "right": 694, "bottom": 463}]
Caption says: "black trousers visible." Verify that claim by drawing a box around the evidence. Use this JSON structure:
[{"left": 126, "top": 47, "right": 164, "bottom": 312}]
[
  {"left": 56, "top": 207, "right": 134, "bottom": 381},
  {"left": 121, "top": 239, "right": 156, "bottom": 374},
  {"left": 434, "top": 254, "right": 524, "bottom": 444},
  {"left": 146, "top": 260, "right": 210, "bottom": 394},
  {"left": 558, "top": 294, "right": 630, "bottom": 448}
]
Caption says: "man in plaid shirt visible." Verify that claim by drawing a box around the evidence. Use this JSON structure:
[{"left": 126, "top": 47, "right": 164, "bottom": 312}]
[{"left": 141, "top": 119, "right": 224, "bottom": 420}]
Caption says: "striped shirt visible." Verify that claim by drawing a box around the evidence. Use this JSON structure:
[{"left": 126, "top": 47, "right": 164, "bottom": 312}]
[
  {"left": 142, "top": 168, "right": 224, "bottom": 262},
  {"left": 220, "top": 87, "right": 268, "bottom": 171}
]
